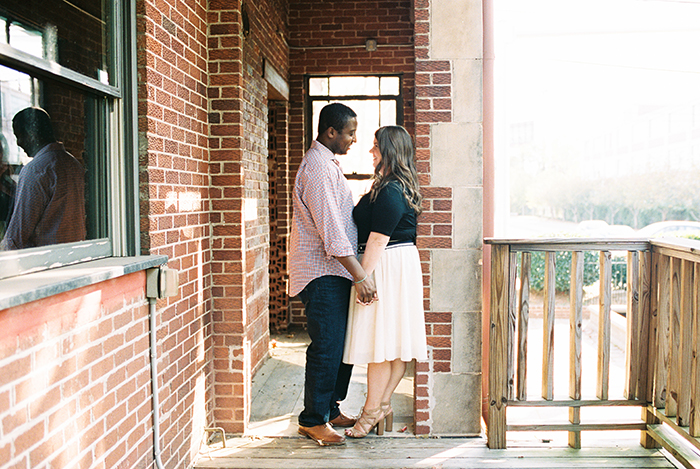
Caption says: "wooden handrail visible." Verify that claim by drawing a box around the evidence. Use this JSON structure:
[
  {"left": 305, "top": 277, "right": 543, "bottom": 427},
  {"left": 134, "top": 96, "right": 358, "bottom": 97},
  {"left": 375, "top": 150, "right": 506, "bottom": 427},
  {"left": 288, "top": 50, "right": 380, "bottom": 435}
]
[{"left": 485, "top": 236, "right": 700, "bottom": 464}]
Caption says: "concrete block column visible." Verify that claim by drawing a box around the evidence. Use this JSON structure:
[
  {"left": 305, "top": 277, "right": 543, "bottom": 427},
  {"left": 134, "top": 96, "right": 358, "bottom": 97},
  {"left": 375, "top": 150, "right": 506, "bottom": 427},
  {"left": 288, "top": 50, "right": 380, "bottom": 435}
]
[{"left": 416, "top": 0, "right": 484, "bottom": 435}]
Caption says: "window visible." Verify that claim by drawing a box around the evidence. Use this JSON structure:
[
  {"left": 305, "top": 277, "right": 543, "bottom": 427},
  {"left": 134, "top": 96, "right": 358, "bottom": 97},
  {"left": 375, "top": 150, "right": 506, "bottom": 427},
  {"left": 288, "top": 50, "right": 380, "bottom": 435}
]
[
  {"left": 0, "top": 1, "right": 137, "bottom": 279},
  {"left": 307, "top": 75, "right": 402, "bottom": 200}
]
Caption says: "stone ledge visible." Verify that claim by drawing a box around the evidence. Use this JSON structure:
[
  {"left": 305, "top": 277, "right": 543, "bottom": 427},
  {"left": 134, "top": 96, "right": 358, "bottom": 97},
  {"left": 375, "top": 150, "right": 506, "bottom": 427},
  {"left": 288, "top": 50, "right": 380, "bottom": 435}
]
[{"left": 0, "top": 255, "right": 168, "bottom": 311}]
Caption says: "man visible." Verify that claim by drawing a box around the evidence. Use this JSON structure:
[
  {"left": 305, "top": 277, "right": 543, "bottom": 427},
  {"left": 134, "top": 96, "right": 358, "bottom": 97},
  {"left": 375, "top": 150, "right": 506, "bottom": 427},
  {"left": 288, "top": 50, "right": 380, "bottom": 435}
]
[
  {"left": 0, "top": 135, "right": 15, "bottom": 239},
  {"left": 290, "top": 103, "right": 377, "bottom": 446},
  {"left": 0, "top": 107, "right": 86, "bottom": 250}
]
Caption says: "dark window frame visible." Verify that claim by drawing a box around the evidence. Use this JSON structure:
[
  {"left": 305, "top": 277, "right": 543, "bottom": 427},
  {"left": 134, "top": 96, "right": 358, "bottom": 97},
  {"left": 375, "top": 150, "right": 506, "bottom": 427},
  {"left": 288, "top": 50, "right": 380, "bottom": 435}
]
[
  {"left": 304, "top": 74, "right": 404, "bottom": 181},
  {"left": 0, "top": 0, "right": 138, "bottom": 281}
]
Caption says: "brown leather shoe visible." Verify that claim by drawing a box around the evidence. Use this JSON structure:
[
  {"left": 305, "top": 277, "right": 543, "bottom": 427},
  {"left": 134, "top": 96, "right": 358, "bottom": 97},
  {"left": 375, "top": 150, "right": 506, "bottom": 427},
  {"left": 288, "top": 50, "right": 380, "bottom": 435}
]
[
  {"left": 329, "top": 411, "right": 357, "bottom": 428},
  {"left": 298, "top": 423, "right": 346, "bottom": 446}
]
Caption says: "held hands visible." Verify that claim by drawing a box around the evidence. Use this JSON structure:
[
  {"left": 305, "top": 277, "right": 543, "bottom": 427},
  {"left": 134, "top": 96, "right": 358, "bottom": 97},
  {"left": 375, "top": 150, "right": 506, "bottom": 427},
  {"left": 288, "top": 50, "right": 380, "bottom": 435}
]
[
  {"left": 354, "top": 275, "right": 378, "bottom": 305},
  {"left": 334, "top": 254, "right": 378, "bottom": 305}
]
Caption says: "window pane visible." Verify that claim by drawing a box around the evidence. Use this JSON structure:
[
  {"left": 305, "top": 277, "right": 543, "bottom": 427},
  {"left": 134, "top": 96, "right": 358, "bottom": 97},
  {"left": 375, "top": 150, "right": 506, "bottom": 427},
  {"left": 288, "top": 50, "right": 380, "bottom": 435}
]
[
  {"left": 2, "top": 1, "right": 111, "bottom": 84},
  {"left": 8, "top": 23, "right": 44, "bottom": 57},
  {"left": 329, "top": 76, "right": 379, "bottom": 96},
  {"left": 311, "top": 100, "right": 330, "bottom": 138},
  {"left": 309, "top": 74, "right": 403, "bottom": 201},
  {"left": 312, "top": 99, "right": 388, "bottom": 200},
  {"left": 333, "top": 99, "right": 379, "bottom": 179},
  {"left": 0, "top": 65, "right": 106, "bottom": 250},
  {"left": 380, "top": 100, "right": 397, "bottom": 127},
  {"left": 380, "top": 76, "right": 400, "bottom": 95},
  {"left": 309, "top": 78, "right": 329, "bottom": 96}
]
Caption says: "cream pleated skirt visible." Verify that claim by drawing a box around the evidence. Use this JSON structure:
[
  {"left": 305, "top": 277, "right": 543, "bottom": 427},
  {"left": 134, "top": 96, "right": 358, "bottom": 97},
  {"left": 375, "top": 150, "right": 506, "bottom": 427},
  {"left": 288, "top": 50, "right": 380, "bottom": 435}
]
[{"left": 343, "top": 244, "right": 428, "bottom": 365}]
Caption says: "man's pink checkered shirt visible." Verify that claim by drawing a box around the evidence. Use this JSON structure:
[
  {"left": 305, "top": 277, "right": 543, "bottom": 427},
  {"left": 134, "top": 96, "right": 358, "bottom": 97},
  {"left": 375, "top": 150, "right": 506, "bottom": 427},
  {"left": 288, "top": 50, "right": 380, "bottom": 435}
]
[{"left": 289, "top": 140, "right": 357, "bottom": 297}]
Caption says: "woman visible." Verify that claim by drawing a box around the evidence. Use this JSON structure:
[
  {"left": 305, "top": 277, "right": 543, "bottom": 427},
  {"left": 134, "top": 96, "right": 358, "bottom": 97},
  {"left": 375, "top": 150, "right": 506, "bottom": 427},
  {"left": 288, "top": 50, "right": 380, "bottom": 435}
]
[{"left": 343, "top": 125, "right": 427, "bottom": 438}]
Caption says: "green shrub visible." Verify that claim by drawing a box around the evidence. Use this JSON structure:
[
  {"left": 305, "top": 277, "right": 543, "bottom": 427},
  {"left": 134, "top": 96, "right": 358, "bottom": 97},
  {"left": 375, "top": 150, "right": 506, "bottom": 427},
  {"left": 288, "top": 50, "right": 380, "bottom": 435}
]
[
  {"left": 527, "top": 250, "right": 599, "bottom": 292},
  {"left": 611, "top": 257, "right": 627, "bottom": 290}
]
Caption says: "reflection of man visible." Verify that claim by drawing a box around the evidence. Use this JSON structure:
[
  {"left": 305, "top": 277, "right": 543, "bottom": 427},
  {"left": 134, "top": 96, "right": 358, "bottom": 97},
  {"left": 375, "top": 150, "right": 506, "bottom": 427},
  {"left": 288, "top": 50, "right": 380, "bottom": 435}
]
[
  {"left": 290, "top": 103, "right": 377, "bottom": 446},
  {"left": 0, "top": 135, "right": 15, "bottom": 239},
  {"left": 0, "top": 107, "right": 85, "bottom": 250}
]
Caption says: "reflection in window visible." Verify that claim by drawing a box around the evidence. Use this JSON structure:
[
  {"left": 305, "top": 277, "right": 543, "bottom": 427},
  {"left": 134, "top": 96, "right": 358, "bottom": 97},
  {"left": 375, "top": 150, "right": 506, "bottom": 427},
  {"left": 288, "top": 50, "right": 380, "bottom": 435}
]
[
  {"left": 308, "top": 75, "right": 403, "bottom": 200},
  {"left": 0, "top": 0, "right": 131, "bottom": 279},
  {"left": 0, "top": 17, "right": 43, "bottom": 57},
  {"left": 0, "top": 65, "right": 105, "bottom": 251},
  {"left": 0, "top": 1, "right": 110, "bottom": 84},
  {"left": 0, "top": 66, "right": 36, "bottom": 166}
]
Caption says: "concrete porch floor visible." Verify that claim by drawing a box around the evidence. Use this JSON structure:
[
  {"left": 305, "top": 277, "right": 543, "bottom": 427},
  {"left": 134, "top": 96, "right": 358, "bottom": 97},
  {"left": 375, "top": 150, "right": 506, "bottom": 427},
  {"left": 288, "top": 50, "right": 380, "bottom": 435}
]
[
  {"left": 246, "top": 328, "right": 417, "bottom": 438},
  {"left": 193, "top": 328, "right": 680, "bottom": 469}
]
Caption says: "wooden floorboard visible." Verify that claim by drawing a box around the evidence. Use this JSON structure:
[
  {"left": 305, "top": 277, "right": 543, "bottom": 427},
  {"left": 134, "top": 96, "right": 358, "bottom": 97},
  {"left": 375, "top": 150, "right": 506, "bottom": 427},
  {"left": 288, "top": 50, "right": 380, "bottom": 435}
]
[
  {"left": 195, "top": 436, "right": 676, "bottom": 469},
  {"left": 198, "top": 330, "right": 679, "bottom": 469}
]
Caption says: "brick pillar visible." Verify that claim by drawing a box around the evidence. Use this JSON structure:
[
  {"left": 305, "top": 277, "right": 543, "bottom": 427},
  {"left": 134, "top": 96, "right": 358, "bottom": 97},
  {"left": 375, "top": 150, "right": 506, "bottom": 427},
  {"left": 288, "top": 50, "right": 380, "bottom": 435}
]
[
  {"left": 208, "top": 1, "right": 249, "bottom": 434},
  {"left": 208, "top": 0, "right": 288, "bottom": 433}
]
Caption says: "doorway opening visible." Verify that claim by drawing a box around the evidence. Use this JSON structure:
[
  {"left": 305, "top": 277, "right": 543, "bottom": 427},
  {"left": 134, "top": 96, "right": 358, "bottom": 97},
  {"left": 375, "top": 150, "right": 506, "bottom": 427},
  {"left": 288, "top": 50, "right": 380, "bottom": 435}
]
[{"left": 260, "top": 76, "right": 418, "bottom": 436}]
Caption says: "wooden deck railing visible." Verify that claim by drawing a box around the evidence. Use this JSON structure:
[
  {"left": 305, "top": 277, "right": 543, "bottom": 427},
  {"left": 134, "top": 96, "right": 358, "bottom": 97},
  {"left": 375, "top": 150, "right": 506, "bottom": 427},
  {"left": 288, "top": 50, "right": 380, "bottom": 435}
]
[{"left": 485, "top": 237, "right": 700, "bottom": 466}]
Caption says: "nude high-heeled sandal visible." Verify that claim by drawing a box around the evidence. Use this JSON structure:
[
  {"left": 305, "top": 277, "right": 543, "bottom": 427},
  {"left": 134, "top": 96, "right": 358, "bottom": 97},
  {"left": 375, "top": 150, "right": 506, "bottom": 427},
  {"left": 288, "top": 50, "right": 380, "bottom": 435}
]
[
  {"left": 345, "top": 406, "right": 387, "bottom": 438},
  {"left": 380, "top": 401, "right": 393, "bottom": 432}
]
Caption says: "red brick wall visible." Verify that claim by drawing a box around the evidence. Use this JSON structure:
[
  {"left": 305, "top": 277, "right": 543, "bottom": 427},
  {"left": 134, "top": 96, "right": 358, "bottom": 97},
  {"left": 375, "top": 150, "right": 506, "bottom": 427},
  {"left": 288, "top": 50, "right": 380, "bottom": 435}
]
[
  {"left": 208, "top": 0, "right": 289, "bottom": 433},
  {"left": 138, "top": 0, "right": 213, "bottom": 462},
  {"left": 42, "top": 84, "right": 87, "bottom": 167},
  {"left": 0, "top": 274, "right": 153, "bottom": 468},
  {"left": 287, "top": 0, "right": 417, "bottom": 324}
]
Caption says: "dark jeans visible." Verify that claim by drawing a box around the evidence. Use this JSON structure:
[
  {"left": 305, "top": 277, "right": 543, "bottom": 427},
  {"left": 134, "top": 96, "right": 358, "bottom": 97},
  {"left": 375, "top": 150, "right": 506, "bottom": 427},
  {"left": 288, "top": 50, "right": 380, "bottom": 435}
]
[{"left": 297, "top": 275, "right": 354, "bottom": 427}]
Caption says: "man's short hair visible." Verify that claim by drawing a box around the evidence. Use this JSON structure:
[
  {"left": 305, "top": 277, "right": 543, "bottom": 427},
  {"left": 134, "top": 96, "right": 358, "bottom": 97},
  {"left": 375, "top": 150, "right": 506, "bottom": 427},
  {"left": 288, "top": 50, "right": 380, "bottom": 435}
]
[
  {"left": 318, "top": 103, "right": 357, "bottom": 135},
  {"left": 13, "top": 107, "right": 56, "bottom": 142}
]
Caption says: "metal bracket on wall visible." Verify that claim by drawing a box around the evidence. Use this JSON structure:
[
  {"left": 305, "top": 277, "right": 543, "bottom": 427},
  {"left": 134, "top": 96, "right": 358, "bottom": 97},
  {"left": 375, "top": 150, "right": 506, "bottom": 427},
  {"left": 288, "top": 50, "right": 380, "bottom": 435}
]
[
  {"left": 146, "top": 266, "right": 180, "bottom": 299},
  {"left": 204, "top": 427, "right": 227, "bottom": 448}
]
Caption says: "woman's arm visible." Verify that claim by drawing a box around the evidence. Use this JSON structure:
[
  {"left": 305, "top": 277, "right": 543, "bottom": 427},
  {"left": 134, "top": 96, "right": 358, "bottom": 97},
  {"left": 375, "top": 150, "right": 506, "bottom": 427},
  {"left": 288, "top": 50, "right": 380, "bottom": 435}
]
[{"left": 361, "top": 231, "right": 390, "bottom": 276}]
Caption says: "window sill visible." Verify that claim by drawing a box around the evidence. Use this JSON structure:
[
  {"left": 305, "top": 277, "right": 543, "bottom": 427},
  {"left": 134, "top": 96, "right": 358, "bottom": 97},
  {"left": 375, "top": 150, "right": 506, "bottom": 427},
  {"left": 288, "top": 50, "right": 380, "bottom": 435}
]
[{"left": 0, "top": 255, "right": 168, "bottom": 311}]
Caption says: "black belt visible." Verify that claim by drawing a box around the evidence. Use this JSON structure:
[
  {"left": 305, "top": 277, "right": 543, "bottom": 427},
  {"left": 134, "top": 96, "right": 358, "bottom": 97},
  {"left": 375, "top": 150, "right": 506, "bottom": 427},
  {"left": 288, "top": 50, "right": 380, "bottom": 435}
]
[{"left": 358, "top": 239, "right": 415, "bottom": 254}]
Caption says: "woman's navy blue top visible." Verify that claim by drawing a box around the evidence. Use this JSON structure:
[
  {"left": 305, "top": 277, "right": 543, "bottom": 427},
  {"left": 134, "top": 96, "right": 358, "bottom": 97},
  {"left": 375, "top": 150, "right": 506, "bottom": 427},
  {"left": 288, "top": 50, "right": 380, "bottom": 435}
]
[{"left": 353, "top": 180, "right": 417, "bottom": 246}]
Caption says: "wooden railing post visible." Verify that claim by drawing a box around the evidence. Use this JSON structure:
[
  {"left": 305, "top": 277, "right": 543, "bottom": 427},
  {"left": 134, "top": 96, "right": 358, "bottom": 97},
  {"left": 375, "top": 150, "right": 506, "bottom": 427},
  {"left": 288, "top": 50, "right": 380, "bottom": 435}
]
[
  {"left": 542, "top": 251, "right": 556, "bottom": 401},
  {"left": 638, "top": 250, "right": 653, "bottom": 403},
  {"left": 654, "top": 254, "right": 671, "bottom": 410},
  {"left": 488, "top": 243, "right": 510, "bottom": 449},
  {"left": 516, "top": 252, "right": 530, "bottom": 401},
  {"left": 597, "top": 251, "right": 612, "bottom": 400},
  {"left": 625, "top": 251, "right": 640, "bottom": 399},
  {"left": 640, "top": 251, "right": 659, "bottom": 449},
  {"left": 678, "top": 260, "right": 694, "bottom": 426},
  {"left": 690, "top": 263, "right": 700, "bottom": 436},
  {"left": 667, "top": 258, "right": 682, "bottom": 418},
  {"left": 508, "top": 252, "right": 518, "bottom": 401},
  {"left": 569, "top": 251, "right": 584, "bottom": 448}
]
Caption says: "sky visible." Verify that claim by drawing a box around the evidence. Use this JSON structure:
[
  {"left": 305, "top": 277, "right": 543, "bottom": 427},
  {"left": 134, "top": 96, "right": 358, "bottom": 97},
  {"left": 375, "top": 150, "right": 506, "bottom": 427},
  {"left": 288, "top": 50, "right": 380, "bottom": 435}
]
[
  {"left": 495, "top": 0, "right": 700, "bottom": 139},
  {"left": 494, "top": 0, "right": 700, "bottom": 231}
]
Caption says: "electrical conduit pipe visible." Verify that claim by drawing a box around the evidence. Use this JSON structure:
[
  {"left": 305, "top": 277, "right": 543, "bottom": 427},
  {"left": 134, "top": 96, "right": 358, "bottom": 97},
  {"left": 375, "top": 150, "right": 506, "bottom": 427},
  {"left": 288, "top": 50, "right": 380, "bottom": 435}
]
[{"left": 147, "top": 267, "right": 179, "bottom": 469}]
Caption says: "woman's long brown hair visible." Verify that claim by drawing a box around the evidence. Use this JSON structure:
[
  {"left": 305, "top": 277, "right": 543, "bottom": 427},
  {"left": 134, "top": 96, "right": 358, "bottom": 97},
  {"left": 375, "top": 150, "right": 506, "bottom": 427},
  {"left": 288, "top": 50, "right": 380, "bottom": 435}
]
[{"left": 369, "top": 126, "right": 423, "bottom": 215}]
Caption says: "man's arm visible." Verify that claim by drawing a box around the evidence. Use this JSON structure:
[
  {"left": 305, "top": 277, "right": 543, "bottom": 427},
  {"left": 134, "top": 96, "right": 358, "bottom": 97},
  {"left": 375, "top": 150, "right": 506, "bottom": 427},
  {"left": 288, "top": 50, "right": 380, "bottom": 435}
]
[
  {"left": 335, "top": 255, "right": 377, "bottom": 305},
  {"left": 301, "top": 164, "right": 377, "bottom": 303}
]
